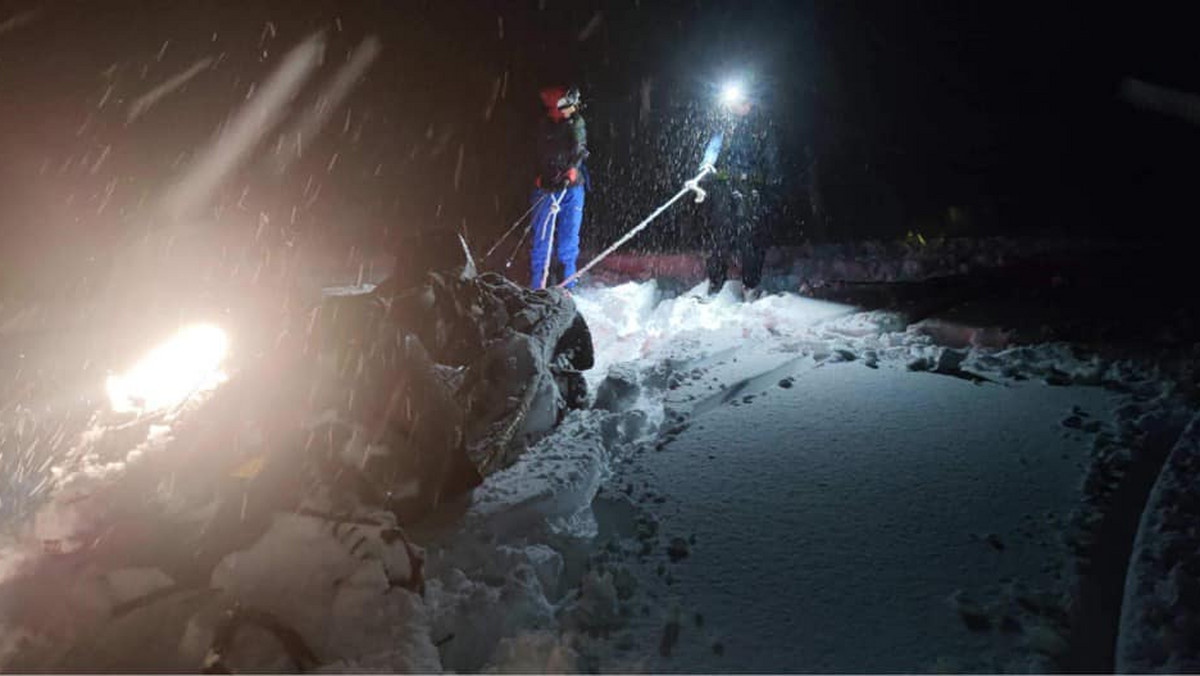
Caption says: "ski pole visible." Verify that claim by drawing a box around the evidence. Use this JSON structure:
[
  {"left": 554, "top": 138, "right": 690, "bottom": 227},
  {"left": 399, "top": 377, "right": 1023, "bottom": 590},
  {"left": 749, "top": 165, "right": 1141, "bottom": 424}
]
[
  {"left": 560, "top": 165, "right": 714, "bottom": 288},
  {"left": 485, "top": 193, "right": 548, "bottom": 260}
]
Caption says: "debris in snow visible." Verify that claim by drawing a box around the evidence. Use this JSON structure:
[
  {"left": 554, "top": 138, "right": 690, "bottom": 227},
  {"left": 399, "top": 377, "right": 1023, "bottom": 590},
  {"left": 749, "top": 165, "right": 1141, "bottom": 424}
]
[
  {"left": 659, "top": 605, "right": 681, "bottom": 657},
  {"left": 907, "top": 356, "right": 933, "bottom": 372},
  {"left": 610, "top": 565, "right": 638, "bottom": 601},
  {"left": 635, "top": 515, "right": 659, "bottom": 544},
  {"left": 777, "top": 377, "right": 795, "bottom": 389},
  {"left": 666, "top": 537, "right": 690, "bottom": 562},
  {"left": 948, "top": 591, "right": 991, "bottom": 632}
]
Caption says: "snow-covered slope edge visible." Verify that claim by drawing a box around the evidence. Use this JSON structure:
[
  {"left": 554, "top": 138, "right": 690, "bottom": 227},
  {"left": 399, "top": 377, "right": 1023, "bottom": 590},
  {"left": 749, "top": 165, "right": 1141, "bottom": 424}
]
[{"left": 1116, "top": 413, "right": 1200, "bottom": 673}]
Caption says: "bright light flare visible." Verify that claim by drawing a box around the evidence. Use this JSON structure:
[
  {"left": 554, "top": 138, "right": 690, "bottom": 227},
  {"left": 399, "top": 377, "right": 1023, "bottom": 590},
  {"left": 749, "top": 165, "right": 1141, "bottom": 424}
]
[
  {"left": 106, "top": 324, "right": 230, "bottom": 414},
  {"left": 719, "top": 80, "right": 746, "bottom": 107}
]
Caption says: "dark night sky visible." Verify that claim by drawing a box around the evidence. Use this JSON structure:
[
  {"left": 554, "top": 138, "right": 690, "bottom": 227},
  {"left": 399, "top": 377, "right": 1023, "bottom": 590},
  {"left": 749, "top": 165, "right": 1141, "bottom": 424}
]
[
  {"left": 2, "top": 1, "right": 1199, "bottom": 297},
  {"left": 815, "top": 3, "right": 1200, "bottom": 240}
]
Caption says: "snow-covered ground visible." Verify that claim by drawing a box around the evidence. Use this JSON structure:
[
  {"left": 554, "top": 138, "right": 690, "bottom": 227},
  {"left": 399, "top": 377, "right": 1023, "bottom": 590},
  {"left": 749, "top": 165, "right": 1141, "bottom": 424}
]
[
  {"left": 1117, "top": 413, "right": 1200, "bottom": 673},
  {"left": 1, "top": 276, "right": 1195, "bottom": 672},
  {"left": 413, "top": 279, "right": 1196, "bottom": 673}
]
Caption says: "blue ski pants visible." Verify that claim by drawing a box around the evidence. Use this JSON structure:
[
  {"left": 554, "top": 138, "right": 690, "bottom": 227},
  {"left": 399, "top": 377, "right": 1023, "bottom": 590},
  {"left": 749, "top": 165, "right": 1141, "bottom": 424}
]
[{"left": 529, "top": 185, "right": 585, "bottom": 289}]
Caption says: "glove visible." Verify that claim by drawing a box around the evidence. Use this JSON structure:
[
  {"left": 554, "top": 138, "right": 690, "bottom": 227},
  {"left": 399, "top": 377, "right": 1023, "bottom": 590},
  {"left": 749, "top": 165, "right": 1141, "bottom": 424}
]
[
  {"left": 565, "top": 167, "right": 579, "bottom": 184},
  {"left": 535, "top": 175, "right": 543, "bottom": 189}
]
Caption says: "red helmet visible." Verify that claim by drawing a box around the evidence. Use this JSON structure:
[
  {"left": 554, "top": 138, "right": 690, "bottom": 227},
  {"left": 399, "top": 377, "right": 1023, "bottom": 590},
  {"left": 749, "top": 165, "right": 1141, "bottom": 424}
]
[{"left": 539, "top": 86, "right": 580, "bottom": 121}]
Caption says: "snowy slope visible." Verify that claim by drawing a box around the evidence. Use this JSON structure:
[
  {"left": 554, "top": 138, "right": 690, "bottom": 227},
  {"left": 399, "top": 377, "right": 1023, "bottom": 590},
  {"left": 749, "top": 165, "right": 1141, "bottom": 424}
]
[
  {"left": 416, "top": 279, "right": 1192, "bottom": 673},
  {"left": 588, "top": 355, "right": 1117, "bottom": 672}
]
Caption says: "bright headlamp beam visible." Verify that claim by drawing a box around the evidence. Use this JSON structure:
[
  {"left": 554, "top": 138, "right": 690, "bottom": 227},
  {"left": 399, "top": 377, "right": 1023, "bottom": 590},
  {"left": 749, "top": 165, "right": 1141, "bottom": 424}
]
[{"left": 719, "top": 81, "right": 746, "bottom": 107}]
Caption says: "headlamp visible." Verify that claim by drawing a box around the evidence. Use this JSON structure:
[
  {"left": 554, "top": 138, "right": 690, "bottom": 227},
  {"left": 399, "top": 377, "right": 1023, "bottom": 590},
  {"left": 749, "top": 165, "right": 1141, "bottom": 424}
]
[{"left": 719, "top": 80, "right": 747, "bottom": 108}]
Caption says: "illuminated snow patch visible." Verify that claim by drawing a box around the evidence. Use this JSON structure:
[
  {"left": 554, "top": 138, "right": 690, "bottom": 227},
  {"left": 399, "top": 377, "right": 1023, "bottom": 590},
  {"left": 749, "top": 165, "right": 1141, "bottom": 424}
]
[
  {"left": 573, "top": 281, "right": 857, "bottom": 380},
  {"left": 105, "top": 324, "right": 229, "bottom": 414}
]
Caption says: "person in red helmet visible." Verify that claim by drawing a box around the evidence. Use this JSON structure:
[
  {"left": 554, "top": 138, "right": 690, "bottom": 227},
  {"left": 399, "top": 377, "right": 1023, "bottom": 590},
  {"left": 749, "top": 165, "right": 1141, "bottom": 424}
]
[{"left": 528, "top": 85, "right": 588, "bottom": 289}]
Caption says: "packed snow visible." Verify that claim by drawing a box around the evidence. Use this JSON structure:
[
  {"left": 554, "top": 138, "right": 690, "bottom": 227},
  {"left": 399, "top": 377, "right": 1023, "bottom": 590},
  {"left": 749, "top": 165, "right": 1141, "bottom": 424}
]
[
  {"left": 1, "top": 277, "right": 1196, "bottom": 672},
  {"left": 1117, "top": 413, "right": 1200, "bottom": 673},
  {"left": 409, "top": 279, "right": 1195, "bottom": 672}
]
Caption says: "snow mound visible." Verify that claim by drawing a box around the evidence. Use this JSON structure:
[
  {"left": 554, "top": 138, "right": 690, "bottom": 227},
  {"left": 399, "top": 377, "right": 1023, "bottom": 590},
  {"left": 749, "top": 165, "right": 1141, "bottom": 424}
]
[
  {"left": 465, "top": 418, "right": 609, "bottom": 539},
  {"left": 1117, "top": 413, "right": 1200, "bottom": 673},
  {"left": 573, "top": 280, "right": 857, "bottom": 382}
]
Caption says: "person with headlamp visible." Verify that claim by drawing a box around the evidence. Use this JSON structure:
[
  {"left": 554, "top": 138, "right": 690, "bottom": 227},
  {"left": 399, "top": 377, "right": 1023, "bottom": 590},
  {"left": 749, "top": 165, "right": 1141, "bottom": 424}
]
[{"left": 700, "top": 78, "right": 781, "bottom": 300}]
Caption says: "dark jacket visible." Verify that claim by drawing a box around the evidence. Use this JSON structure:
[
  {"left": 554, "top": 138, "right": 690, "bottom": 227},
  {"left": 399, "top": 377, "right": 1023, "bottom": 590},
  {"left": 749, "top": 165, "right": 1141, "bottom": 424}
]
[
  {"left": 711, "top": 111, "right": 781, "bottom": 197},
  {"left": 701, "top": 111, "right": 783, "bottom": 241},
  {"left": 536, "top": 115, "right": 588, "bottom": 190}
]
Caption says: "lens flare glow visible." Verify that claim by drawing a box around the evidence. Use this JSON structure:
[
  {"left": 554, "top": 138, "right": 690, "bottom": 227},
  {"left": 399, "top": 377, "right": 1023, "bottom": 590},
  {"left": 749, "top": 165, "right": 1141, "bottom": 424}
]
[
  {"left": 106, "top": 324, "right": 230, "bottom": 414},
  {"left": 719, "top": 80, "right": 746, "bottom": 107}
]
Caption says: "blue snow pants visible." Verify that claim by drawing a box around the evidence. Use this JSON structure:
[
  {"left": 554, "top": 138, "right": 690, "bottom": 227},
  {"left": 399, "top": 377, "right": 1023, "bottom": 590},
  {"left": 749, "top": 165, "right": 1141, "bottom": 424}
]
[{"left": 529, "top": 184, "right": 585, "bottom": 289}]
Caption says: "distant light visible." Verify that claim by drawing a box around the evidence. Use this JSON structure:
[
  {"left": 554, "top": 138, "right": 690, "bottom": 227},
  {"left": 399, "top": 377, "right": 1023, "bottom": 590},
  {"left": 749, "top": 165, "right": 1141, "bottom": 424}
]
[
  {"left": 719, "top": 80, "right": 746, "bottom": 107},
  {"left": 106, "top": 324, "right": 229, "bottom": 414}
]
